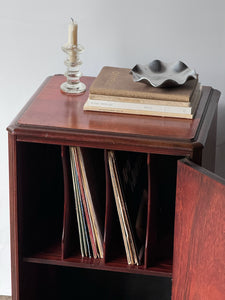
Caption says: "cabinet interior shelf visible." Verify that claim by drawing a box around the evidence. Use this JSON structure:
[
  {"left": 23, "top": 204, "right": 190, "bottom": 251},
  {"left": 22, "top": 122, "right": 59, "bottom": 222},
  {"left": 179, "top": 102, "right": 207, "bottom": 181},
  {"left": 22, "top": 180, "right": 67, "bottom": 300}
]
[
  {"left": 23, "top": 248, "right": 172, "bottom": 278},
  {"left": 18, "top": 141, "right": 176, "bottom": 279}
]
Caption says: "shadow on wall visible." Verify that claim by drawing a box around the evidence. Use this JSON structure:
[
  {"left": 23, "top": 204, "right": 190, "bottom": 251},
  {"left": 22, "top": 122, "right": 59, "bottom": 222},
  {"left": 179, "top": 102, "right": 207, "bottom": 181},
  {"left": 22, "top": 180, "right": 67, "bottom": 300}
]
[{"left": 216, "top": 104, "right": 225, "bottom": 178}]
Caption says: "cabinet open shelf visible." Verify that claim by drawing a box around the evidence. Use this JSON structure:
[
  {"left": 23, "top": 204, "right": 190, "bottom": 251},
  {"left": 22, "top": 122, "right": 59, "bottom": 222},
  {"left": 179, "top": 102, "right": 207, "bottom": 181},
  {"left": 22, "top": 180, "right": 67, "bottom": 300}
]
[
  {"left": 23, "top": 243, "right": 172, "bottom": 277},
  {"left": 23, "top": 255, "right": 172, "bottom": 277},
  {"left": 19, "top": 141, "right": 177, "bottom": 279}
]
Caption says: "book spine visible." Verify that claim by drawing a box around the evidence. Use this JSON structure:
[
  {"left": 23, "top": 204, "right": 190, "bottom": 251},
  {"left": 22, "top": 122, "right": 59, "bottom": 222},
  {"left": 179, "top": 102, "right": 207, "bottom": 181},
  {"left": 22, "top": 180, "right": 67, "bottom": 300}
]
[
  {"left": 84, "top": 99, "right": 193, "bottom": 114},
  {"left": 89, "top": 94, "right": 191, "bottom": 107},
  {"left": 90, "top": 88, "right": 190, "bottom": 102},
  {"left": 84, "top": 105, "right": 194, "bottom": 119}
]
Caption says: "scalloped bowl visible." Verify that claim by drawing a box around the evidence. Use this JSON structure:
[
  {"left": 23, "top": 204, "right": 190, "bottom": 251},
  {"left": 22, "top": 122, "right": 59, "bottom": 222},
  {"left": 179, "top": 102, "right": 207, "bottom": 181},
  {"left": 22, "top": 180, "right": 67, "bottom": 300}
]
[{"left": 131, "top": 60, "right": 198, "bottom": 88}]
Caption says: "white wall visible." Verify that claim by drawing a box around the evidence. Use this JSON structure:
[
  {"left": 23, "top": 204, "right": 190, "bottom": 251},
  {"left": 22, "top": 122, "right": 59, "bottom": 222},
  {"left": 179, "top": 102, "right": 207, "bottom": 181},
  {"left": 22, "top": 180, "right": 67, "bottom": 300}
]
[{"left": 1, "top": 0, "right": 225, "bottom": 295}]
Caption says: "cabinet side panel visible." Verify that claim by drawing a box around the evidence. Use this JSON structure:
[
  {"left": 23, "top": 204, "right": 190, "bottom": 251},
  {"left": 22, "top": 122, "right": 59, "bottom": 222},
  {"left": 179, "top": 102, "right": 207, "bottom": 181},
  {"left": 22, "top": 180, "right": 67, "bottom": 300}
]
[
  {"left": 173, "top": 160, "right": 225, "bottom": 300},
  {"left": 8, "top": 133, "right": 19, "bottom": 300},
  {"left": 18, "top": 143, "right": 64, "bottom": 257},
  {"left": 201, "top": 109, "right": 217, "bottom": 172},
  {"left": 61, "top": 146, "right": 78, "bottom": 259}
]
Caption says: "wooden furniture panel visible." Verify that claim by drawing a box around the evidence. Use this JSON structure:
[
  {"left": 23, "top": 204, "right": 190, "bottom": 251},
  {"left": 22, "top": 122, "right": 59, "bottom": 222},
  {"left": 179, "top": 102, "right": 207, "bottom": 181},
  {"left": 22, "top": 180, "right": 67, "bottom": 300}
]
[
  {"left": 17, "top": 143, "right": 64, "bottom": 257},
  {"left": 16, "top": 75, "right": 206, "bottom": 141},
  {"left": 7, "top": 74, "right": 220, "bottom": 299},
  {"left": 173, "top": 159, "right": 225, "bottom": 300},
  {"left": 8, "top": 75, "right": 220, "bottom": 156},
  {"left": 20, "top": 264, "right": 171, "bottom": 300},
  {"left": 146, "top": 154, "right": 181, "bottom": 270},
  {"left": 61, "top": 145, "right": 78, "bottom": 259},
  {"left": 8, "top": 134, "right": 20, "bottom": 300}
]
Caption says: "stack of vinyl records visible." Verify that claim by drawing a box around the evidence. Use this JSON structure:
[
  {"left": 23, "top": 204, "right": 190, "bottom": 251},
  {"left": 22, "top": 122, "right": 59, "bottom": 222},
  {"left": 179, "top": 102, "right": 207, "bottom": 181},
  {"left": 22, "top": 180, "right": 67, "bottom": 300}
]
[
  {"left": 69, "top": 146, "right": 104, "bottom": 259},
  {"left": 83, "top": 66, "right": 202, "bottom": 119},
  {"left": 108, "top": 150, "right": 148, "bottom": 265}
]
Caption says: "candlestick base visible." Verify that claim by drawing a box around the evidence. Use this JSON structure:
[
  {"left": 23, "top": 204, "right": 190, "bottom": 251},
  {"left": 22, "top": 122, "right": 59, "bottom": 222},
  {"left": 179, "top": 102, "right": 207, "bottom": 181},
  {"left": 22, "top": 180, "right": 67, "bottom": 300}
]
[
  {"left": 60, "top": 81, "right": 86, "bottom": 94},
  {"left": 60, "top": 44, "right": 86, "bottom": 95}
]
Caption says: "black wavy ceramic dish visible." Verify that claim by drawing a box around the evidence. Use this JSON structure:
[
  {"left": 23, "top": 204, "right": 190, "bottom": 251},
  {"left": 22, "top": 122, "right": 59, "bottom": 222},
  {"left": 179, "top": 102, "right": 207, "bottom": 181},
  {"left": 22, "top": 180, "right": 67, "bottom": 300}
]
[{"left": 131, "top": 60, "right": 198, "bottom": 88}]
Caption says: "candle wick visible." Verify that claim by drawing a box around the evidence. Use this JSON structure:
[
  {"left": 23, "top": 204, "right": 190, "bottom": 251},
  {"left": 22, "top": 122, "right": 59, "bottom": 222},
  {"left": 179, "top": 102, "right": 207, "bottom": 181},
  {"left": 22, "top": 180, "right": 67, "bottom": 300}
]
[{"left": 71, "top": 17, "right": 74, "bottom": 23}]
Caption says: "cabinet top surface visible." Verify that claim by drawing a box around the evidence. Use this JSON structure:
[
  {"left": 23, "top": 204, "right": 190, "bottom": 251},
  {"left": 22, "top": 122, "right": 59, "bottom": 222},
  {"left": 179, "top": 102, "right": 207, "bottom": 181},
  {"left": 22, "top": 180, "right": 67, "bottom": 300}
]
[{"left": 9, "top": 75, "right": 219, "bottom": 144}]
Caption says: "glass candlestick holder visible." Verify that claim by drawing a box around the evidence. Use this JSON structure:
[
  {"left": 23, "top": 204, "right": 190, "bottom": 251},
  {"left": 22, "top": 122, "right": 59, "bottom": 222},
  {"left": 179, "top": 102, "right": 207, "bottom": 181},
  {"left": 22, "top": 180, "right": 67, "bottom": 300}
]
[{"left": 60, "top": 44, "right": 86, "bottom": 94}]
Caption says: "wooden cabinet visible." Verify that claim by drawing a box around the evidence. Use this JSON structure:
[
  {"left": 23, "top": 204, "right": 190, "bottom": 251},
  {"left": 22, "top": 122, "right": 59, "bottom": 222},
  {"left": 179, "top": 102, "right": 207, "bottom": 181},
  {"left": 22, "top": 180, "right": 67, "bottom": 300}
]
[
  {"left": 7, "top": 75, "right": 223, "bottom": 299},
  {"left": 173, "top": 159, "right": 225, "bottom": 299}
]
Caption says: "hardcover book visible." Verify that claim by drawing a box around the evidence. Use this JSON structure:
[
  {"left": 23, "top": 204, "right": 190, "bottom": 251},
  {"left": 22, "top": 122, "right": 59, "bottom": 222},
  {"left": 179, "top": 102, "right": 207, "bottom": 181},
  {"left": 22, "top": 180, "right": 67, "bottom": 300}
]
[
  {"left": 89, "top": 66, "right": 198, "bottom": 102},
  {"left": 84, "top": 84, "right": 201, "bottom": 119}
]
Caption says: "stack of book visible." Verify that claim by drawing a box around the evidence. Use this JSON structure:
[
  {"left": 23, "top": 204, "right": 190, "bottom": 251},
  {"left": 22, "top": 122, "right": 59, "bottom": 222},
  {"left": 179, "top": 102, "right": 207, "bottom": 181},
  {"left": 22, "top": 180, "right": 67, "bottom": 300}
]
[{"left": 83, "top": 66, "right": 202, "bottom": 119}]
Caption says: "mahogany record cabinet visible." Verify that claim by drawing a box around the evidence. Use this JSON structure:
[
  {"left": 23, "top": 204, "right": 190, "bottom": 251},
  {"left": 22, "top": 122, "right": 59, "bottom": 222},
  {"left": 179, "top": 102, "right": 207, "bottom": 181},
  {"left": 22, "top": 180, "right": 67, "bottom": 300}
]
[{"left": 7, "top": 75, "right": 225, "bottom": 300}]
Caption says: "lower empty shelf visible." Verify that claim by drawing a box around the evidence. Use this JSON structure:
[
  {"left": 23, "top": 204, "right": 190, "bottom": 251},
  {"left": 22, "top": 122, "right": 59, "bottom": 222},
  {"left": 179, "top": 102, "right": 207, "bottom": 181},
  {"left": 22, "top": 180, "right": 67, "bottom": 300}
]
[{"left": 23, "top": 244, "right": 172, "bottom": 278}]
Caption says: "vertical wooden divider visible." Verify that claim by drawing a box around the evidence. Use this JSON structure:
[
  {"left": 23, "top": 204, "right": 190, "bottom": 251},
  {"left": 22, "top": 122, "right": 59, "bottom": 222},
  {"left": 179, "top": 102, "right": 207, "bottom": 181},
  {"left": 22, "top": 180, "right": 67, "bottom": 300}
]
[
  {"left": 61, "top": 146, "right": 78, "bottom": 259},
  {"left": 144, "top": 154, "right": 158, "bottom": 268}
]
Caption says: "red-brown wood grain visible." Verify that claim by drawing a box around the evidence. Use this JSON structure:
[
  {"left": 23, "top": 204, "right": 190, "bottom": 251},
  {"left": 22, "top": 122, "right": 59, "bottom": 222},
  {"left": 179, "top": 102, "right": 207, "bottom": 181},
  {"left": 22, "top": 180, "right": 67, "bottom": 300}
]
[
  {"left": 7, "top": 74, "right": 220, "bottom": 299},
  {"left": 173, "top": 159, "right": 225, "bottom": 300},
  {"left": 61, "top": 146, "right": 78, "bottom": 259},
  {"left": 7, "top": 75, "right": 220, "bottom": 157},
  {"left": 15, "top": 75, "right": 210, "bottom": 140},
  {"left": 8, "top": 133, "right": 20, "bottom": 300},
  {"left": 23, "top": 251, "right": 172, "bottom": 278}
]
